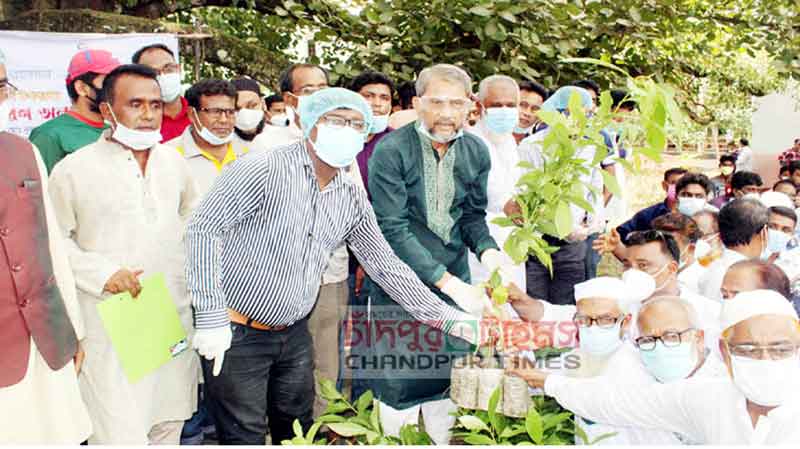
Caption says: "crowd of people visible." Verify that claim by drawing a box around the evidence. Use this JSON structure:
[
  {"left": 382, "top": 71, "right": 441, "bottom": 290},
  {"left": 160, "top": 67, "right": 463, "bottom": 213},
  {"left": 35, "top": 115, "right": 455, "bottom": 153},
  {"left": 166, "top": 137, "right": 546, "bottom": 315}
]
[{"left": 2, "top": 42, "right": 800, "bottom": 446}]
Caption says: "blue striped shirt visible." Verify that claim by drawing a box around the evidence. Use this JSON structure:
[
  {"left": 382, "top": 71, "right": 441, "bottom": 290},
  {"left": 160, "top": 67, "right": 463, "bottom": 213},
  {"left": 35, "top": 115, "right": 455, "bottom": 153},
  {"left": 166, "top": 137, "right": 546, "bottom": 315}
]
[{"left": 185, "top": 141, "right": 472, "bottom": 330}]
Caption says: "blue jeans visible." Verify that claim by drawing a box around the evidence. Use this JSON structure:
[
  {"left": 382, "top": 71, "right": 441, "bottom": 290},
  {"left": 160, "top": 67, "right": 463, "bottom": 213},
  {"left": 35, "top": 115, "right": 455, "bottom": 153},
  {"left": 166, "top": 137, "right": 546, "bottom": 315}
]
[{"left": 202, "top": 320, "right": 315, "bottom": 445}]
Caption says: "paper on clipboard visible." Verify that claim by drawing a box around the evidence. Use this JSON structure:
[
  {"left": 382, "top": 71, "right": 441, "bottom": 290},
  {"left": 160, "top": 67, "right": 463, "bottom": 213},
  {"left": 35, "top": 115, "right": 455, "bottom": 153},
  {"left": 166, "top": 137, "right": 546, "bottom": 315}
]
[{"left": 96, "top": 273, "right": 188, "bottom": 383}]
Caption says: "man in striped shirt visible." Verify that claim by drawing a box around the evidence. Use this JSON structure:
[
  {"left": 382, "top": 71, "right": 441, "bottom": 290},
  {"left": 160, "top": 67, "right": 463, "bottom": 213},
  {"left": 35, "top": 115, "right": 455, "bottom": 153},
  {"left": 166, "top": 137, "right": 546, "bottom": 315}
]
[{"left": 185, "top": 87, "right": 494, "bottom": 445}]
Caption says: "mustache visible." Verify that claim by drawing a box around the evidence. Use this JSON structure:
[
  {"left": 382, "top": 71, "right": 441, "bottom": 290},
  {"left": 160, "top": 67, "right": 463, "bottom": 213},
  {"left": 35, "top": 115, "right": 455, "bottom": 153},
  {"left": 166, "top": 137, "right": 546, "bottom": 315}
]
[{"left": 434, "top": 120, "right": 457, "bottom": 127}]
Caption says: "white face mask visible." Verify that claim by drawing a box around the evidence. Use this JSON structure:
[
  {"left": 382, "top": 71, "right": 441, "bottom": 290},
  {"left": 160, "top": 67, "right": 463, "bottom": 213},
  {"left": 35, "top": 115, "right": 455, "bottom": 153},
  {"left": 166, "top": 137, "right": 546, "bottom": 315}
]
[
  {"left": 742, "top": 192, "right": 761, "bottom": 201},
  {"left": 157, "top": 73, "right": 182, "bottom": 103},
  {"left": 269, "top": 113, "right": 289, "bottom": 127},
  {"left": 371, "top": 113, "right": 390, "bottom": 134},
  {"left": 193, "top": 109, "right": 233, "bottom": 146},
  {"left": 235, "top": 108, "right": 264, "bottom": 131},
  {"left": 730, "top": 354, "right": 800, "bottom": 406},
  {"left": 0, "top": 100, "right": 10, "bottom": 133},
  {"left": 677, "top": 197, "right": 706, "bottom": 217},
  {"left": 107, "top": 108, "right": 161, "bottom": 151}
]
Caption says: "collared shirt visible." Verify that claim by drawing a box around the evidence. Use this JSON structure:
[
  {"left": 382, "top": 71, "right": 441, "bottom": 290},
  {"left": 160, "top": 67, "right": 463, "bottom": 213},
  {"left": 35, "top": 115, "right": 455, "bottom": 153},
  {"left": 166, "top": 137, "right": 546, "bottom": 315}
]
[
  {"left": 779, "top": 147, "right": 800, "bottom": 164},
  {"left": 698, "top": 248, "right": 748, "bottom": 301},
  {"left": 165, "top": 126, "right": 250, "bottom": 196},
  {"left": 160, "top": 96, "right": 191, "bottom": 143},
  {"left": 29, "top": 110, "right": 107, "bottom": 173},
  {"left": 616, "top": 201, "right": 670, "bottom": 243},
  {"left": 736, "top": 146, "right": 753, "bottom": 172},
  {"left": 185, "top": 141, "right": 472, "bottom": 330},
  {"left": 356, "top": 128, "right": 393, "bottom": 199},
  {"left": 544, "top": 372, "right": 800, "bottom": 444}
]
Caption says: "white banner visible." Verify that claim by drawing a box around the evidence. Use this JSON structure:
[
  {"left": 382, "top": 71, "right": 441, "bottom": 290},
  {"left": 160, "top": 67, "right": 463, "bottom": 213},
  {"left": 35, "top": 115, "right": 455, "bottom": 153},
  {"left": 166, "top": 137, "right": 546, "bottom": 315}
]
[{"left": 0, "top": 31, "right": 179, "bottom": 137}]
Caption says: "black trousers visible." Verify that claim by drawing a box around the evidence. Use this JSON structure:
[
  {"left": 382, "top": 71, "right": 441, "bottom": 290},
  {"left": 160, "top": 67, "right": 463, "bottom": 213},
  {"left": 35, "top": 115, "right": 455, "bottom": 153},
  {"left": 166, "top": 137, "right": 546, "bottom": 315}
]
[
  {"left": 525, "top": 240, "right": 587, "bottom": 305},
  {"left": 201, "top": 319, "right": 315, "bottom": 445}
]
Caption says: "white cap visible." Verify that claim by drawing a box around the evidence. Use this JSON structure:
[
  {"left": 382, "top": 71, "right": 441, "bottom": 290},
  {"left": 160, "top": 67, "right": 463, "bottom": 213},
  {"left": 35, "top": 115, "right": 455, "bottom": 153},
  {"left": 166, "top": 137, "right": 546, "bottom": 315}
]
[
  {"left": 575, "top": 276, "right": 654, "bottom": 311},
  {"left": 760, "top": 191, "right": 794, "bottom": 209},
  {"left": 720, "top": 289, "right": 799, "bottom": 331}
]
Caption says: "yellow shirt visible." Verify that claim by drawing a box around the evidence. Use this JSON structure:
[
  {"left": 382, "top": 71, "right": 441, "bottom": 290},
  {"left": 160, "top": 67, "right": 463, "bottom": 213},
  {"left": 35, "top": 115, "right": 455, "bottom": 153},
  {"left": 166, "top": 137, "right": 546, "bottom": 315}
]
[{"left": 166, "top": 127, "right": 250, "bottom": 196}]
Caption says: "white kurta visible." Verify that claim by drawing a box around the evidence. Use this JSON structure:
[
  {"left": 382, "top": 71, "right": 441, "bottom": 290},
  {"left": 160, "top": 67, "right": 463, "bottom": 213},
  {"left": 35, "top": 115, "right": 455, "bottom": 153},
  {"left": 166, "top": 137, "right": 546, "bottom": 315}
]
[
  {"left": 48, "top": 135, "right": 200, "bottom": 444},
  {"left": 0, "top": 143, "right": 92, "bottom": 444},
  {"left": 545, "top": 370, "right": 800, "bottom": 444},
  {"left": 466, "top": 121, "right": 526, "bottom": 290},
  {"left": 677, "top": 261, "right": 706, "bottom": 294},
  {"left": 698, "top": 248, "right": 748, "bottom": 302}
]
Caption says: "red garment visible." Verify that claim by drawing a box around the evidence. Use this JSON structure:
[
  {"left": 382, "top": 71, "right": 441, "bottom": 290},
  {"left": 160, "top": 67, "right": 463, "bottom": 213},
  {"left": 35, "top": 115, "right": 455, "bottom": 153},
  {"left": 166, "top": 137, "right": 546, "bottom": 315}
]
[
  {"left": 778, "top": 148, "right": 800, "bottom": 164},
  {"left": 0, "top": 132, "right": 78, "bottom": 387},
  {"left": 65, "top": 110, "right": 105, "bottom": 128},
  {"left": 160, "top": 96, "right": 191, "bottom": 143}
]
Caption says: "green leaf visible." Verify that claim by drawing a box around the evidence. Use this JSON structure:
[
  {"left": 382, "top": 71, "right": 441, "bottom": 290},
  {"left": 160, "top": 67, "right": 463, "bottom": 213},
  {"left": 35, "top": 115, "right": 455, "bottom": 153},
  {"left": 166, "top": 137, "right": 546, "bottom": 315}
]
[
  {"left": 465, "top": 434, "right": 497, "bottom": 445},
  {"left": 370, "top": 399, "right": 381, "bottom": 433},
  {"left": 306, "top": 422, "right": 322, "bottom": 442},
  {"left": 542, "top": 412, "right": 573, "bottom": 431},
  {"left": 590, "top": 431, "right": 619, "bottom": 444},
  {"left": 469, "top": 6, "right": 493, "bottom": 17},
  {"left": 317, "top": 414, "right": 346, "bottom": 423},
  {"left": 327, "top": 422, "right": 370, "bottom": 437},
  {"left": 560, "top": 57, "right": 630, "bottom": 76},
  {"left": 525, "top": 407, "right": 544, "bottom": 444},
  {"left": 319, "top": 378, "right": 343, "bottom": 401},
  {"left": 487, "top": 385, "right": 502, "bottom": 432},
  {"left": 323, "top": 400, "right": 350, "bottom": 414},
  {"left": 600, "top": 169, "right": 622, "bottom": 197},
  {"left": 292, "top": 419, "right": 303, "bottom": 438},
  {"left": 356, "top": 390, "right": 374, "bottom": 415},
  {"left": 554, "top": 201, "right": 572, "bottom": 238},
  {"left": 458, "top": 415, "right": 490, "bottom": 432},
  {"left": 574, "top": 423, "right": 589, "bottom": 444}
]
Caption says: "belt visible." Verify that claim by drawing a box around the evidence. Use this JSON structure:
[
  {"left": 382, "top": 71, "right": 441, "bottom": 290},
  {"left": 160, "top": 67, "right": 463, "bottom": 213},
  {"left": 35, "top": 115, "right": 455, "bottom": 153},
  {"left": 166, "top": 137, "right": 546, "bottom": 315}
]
[{"left": 228, "top": 308, "right": 287, "bottom": 331}]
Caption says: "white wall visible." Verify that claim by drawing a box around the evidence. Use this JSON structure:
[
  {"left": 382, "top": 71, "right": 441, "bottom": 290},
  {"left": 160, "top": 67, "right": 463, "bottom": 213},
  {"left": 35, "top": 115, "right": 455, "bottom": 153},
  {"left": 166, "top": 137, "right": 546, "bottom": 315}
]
[{"left": 751, "top": 92, "right": 800, "bottom": 186}]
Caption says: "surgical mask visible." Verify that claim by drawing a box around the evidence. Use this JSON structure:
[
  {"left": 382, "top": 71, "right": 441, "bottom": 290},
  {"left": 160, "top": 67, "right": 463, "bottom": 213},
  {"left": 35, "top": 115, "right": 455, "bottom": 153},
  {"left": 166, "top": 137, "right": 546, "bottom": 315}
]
[
  {"left": 579, "top": 321, "right": 623, "bottom": 356},
  {"left": 513, "top": 124, "right": 533, "bottom": 135},
  {"left": 694, "top": 238, "right": 712, "bottom": 259},
  {"left": 483, "top": 107, "right": 519, "bottom": 134},
  {"left": 311, "top": 124, "right": 365, "bottom": 168},
  {"left": 0, "top": 100, "right": 10, "bottom": 132},
  {"left": 677, "top": 197, "right": 706, "bottom": 217},
  {"left": 193, "top": 110, "right": 233, "bottom": 146},
  {"left": 157, "top": 73, "right": 182, "bottom": 102},
  {"left": 743, "top": 192, "right": 761, "bottom": 201},
  {"left": 270, "top": 114, "right": 289, "bottom": 127},
  {"left": 767, "top": 228, "right": 791, "bottom": 254},
  {"left": 730, "top": 354, "right": 800, "bottom": 406},
  {"left": 416, "top": 120, "right": 463, "bottom": 144},
  {"left": 107, "top": 108, "right": 160, "bottom": 151},
  {"left": 640, "top": 341, "right": 697, "bottom": 383},
  {"left": 285, "top": 94, "right": 307, "bottom": 127},
  {"left": 371, "top": 114, "right": 390, "bottom": 134},
  {"left": 235, "top": 108, "right": 264, "bottom": 131},
  {"left": 622, "top": 268, "right": 659, "bottom": 299},
  {"left": 721, "top": 166, "right": 734, "bottom": 176}
]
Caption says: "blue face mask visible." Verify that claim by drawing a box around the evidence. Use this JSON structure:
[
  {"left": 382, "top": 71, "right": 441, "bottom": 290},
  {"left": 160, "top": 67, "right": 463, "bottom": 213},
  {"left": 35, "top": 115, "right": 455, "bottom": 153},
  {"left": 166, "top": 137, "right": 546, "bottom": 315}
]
[
  {"left": 311, "top": 124, "right": 366, "bottom": 168},
  {"left": 639, "top": 340, "right": 697, "bottom": 383},
  {"left": 371, "top": 114, "right": 390, "bottom": 134},
  {"left": 579, "top": 321, "right": 623, "bottom": 356},
  {"left": 484, "top": 107, "right": 519, "bottom": 134},
  {"left": 513, "top": 124, "right": 533, "bottom": 135},
  {"left": 767, "top": 228, "right": 792, "bottom": 255}
]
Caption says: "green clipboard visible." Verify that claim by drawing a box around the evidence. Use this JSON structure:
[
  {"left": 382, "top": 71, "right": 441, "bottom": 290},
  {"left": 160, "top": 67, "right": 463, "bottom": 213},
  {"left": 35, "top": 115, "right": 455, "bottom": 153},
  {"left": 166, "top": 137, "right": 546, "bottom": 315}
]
[{"left": 96, "top": 273, "right": 188, "bottom": 383}]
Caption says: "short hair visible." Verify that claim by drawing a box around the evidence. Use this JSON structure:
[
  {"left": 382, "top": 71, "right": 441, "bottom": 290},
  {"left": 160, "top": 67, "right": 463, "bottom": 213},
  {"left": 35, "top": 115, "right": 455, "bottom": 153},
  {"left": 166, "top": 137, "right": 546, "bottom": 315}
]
[
  {"left": 719, "top": 154, "right": 736, "bottom": 165},
  {"left": 727, "top": 259, "right": 792, "bottom": 298},
  {"left": 415, "top": 64, "right": 471, "bottom": 97},
  {"left": 396, "top": 81, "right": 416, "bottom": 109},
  {"left": 780, "top": 164, "right": 791, "bottom": 175},
  {"left": 770, "top": 205, "right": 798, "bottom": 225},
  {"left": 789, "top": 160, "right": 800, "bottom": 175},
  {"left": 66, "top": 71, "right": 100, "bottom": 102},
  {"left": 730, "top": 171, "right": 763, "bottom": 191},
  {"left": 185, "top": 79, "right": 237, "bottom": 110},
  {"left": 676, "top": 172, "right": 713, "bottom": 196},
  {"left": 610, "top": 89, "right": 636, "bottom": 110},
  {"left": 740, "top": 138, "right": 749, "bottom": 146},
  {"left": 131, "top": 44, "right": 174, "bottom": 64},
  {"left": 572, "top": 79, "right": 600, "bottom": 96},
  {"left": 349, "top": 71, "right": 395, "bottom": 95},
  {"left": 477, "top": 75, "right": 519, "bottom": 102},
  {"left": 773, "top": 179, "right": 796, "bottom": 192},
  {"left": 718, "top": 199, "right": 768, "bottom": 247},
  {"left": 278, "top": 63, "right": 329, "bottom": 94},
  {"left": 638, "top": 296, "right": 701, "bottom": 330},
  {"left": 651, "top": 213, "right": 702, "bottom": 244},
  {"left": 99, "top": 64, "right": 158, "bottom": 105},
  {"left": 518, "top": 79, "right": 549, "bottom": 101},
  {"left": 264, "top": 94, "right": 284, "bottom": 109},
  {"left": 624, "top": 230, "right": 681, "bottom": 262},
  {"left": 664, "top": 167, "right": 688, "bottom": 181},
  {"left": 692, "top": 210, "right": 720, "bottom": 235},
  {"left": 231, "top": 77, "right": 261, "bottom": 94}
]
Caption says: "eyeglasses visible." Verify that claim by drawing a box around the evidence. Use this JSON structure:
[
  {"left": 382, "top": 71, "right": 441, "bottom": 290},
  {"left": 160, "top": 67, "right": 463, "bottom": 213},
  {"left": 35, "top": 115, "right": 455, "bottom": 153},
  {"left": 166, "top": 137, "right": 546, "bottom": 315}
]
[
  {"left": 319, "top": 115, "right": 368, "bottom": 133},
  {"left": 199, "top": 107, "right": 236, "bottom": 118},
  {"left": 420, "top": 96, "right": 471, "bottom": 111},
  {"left": 573, "top": 314, "right": 622, "bottom": 329},
  {"left": 726, "top": 342, "right": 799, "bottom": 360},
  {"left": 635, "top": 328, "right": 694, "bottom": 351},
  {"left": 155, "top": 63, "right": 181, "bottom": 76}
]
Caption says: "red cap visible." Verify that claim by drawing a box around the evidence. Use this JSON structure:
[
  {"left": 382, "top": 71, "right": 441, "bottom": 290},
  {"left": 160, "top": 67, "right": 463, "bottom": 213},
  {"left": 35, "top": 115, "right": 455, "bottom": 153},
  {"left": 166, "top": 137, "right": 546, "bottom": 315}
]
[{"left": 66, "top": 49, "right": 121, "bottom": 82}]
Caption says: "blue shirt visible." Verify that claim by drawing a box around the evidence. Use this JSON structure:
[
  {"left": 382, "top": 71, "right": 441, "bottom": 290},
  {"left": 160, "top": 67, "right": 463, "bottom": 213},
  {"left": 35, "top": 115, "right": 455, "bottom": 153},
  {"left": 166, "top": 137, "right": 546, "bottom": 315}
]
[{"left": 616, "top": 200, "right": 670, "bottom": 243}]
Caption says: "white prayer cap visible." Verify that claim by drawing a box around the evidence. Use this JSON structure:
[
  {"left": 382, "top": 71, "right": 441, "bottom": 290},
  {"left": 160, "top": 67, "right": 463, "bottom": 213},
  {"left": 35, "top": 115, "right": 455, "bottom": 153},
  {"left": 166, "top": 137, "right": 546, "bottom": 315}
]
[
  {"left": 760, "top": 191, "right": 794, "bottom": 210},
  {"left": 720, "top": 289, "right": 799, "bottom": 331},
  {"left": 575, "top": 276, "right": 649, "bottom": 312}
]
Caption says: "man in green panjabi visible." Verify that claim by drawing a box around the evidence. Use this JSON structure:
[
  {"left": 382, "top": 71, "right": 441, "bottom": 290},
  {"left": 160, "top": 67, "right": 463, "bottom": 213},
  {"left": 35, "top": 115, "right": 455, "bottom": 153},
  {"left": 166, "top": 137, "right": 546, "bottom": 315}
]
[{"left": 361, "top": 64, "right": 516, "bottom": 444}]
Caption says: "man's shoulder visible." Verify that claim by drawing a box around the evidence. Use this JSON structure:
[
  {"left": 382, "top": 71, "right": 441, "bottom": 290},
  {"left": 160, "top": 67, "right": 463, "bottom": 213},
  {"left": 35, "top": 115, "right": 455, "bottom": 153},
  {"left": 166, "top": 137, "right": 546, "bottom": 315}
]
[
  {"left": 29, "top": 114, "right": 73, "bottom": 138},
  {"left": 634, "top": 201, "right": 668, "bottom": 219}
]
